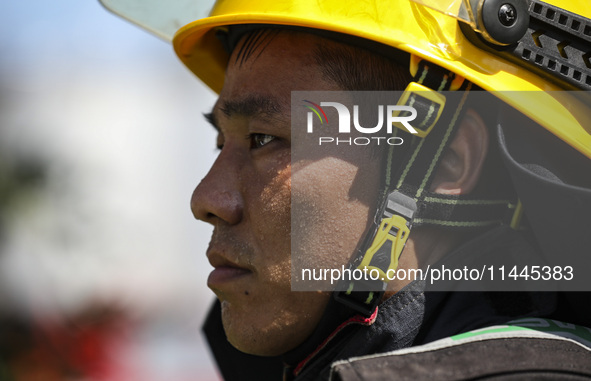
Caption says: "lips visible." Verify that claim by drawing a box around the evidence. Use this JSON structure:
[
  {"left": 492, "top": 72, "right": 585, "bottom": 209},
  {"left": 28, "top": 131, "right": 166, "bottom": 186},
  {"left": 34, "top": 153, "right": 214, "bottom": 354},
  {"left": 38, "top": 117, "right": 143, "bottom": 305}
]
[
  {"left": 207, "top": 251, "right": 252, "bottom": 287},
  {"left": 208, "top": 265, "right": 251, "bottom": 286}
]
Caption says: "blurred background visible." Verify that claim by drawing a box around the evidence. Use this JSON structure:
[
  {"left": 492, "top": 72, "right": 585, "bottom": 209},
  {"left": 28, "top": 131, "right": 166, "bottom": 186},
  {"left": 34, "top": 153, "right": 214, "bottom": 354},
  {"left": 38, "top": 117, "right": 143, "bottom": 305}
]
[{"left": 0, "top": 1, "right": 219, "bottom": 380}]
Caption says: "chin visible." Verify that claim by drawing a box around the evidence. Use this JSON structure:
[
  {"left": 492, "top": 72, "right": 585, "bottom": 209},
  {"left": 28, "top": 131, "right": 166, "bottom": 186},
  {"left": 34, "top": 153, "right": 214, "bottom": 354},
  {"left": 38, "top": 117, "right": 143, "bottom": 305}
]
[
  {"left": 228, "top": 334, "right": 290, "bottom": 357},
  {"left": 220, "top": 300, "right": 309, "bottom": 357}
]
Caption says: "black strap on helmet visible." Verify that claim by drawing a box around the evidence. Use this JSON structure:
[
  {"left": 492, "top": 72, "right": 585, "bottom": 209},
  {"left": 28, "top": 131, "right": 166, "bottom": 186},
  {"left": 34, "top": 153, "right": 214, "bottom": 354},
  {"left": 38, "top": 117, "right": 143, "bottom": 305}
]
[{"left": 335, "top": 59, "right": 519, "bottom": 316}]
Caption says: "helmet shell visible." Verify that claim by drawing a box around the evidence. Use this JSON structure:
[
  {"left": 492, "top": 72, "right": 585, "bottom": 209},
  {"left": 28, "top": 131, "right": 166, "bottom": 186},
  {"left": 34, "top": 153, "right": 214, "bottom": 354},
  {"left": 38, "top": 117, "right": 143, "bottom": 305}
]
[{"left": 173, "top": 0, "right": 591, "bottom": 159}]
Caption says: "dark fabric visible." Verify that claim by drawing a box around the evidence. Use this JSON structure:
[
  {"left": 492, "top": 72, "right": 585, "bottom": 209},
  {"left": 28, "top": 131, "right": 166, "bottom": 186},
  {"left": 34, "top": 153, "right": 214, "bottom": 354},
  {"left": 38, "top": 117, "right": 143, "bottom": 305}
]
[
  {"left": 292, "top": 281, "right": 427, "bottom": 381},
  {"left": 497, "top": 106, "right": 591, "bottom": 291},
  {"left": 331, "top": 337, "right": 591, "bottom": 381},
  {"left": 282, "top": 297, "right": 361, "bottom": 378}
]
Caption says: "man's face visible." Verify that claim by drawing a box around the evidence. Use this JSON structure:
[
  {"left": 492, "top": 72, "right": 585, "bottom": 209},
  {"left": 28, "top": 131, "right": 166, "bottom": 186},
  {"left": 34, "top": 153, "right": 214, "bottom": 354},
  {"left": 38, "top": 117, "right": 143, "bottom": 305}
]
[{"left": 191, "top": 31, "right": 380, "bottom": 356}]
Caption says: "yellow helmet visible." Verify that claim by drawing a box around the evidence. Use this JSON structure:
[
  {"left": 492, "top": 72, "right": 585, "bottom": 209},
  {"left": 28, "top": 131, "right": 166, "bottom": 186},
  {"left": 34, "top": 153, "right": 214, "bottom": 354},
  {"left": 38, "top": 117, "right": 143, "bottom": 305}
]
[
  {"left": 101, "top": 0, "right": 591, "bottom": 310},
  {"left": 173, "top": 0, "right": 591, "bottom": 159}
]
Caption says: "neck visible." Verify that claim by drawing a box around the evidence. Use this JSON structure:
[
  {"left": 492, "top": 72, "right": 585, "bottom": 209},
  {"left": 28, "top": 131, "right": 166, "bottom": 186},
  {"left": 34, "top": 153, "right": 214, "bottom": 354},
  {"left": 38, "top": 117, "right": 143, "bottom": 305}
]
[{"left": 383, "top": 226, "right": 470, "bottom": 298}]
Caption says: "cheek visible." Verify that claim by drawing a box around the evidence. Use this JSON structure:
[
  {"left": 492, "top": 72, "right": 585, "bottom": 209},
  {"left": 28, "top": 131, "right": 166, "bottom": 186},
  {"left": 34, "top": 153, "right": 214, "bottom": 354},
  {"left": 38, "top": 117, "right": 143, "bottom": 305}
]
[
  {"left": 258, "top": 159, "right": 292, "bottom": 241},
  {"left": 291, "top": 156, "right": 379, "bottom": 278},
  {"left": 250, "top": 151, "right": 293, "bottom": 281}
]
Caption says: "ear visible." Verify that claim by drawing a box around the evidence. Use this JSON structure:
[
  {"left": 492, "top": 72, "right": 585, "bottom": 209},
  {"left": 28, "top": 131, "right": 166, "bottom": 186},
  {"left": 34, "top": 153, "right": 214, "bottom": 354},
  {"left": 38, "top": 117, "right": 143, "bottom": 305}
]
[{"left": 430, "top": 109, "right": 489, "bottom": 195}]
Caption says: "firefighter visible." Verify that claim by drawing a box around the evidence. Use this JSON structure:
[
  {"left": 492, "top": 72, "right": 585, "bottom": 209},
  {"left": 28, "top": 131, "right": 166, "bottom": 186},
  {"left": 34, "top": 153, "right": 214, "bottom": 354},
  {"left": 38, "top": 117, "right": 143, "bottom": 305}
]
[{"left": 105, "top": 0, "right": 591, "bottom": 379}]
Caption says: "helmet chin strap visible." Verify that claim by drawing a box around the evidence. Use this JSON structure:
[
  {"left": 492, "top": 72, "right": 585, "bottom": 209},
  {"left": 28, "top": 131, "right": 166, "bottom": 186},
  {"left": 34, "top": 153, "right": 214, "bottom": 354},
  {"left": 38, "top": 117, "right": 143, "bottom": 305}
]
[{"left": 334, "top": 58, "right": 518, "bottom": 316}]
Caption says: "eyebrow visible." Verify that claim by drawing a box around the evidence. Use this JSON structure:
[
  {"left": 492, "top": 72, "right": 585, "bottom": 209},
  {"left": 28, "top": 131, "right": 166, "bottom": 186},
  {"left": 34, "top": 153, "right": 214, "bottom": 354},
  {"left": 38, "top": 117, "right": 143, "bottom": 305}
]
[{"left": 203, "top": 94, "right": 285, "bottom": 130}]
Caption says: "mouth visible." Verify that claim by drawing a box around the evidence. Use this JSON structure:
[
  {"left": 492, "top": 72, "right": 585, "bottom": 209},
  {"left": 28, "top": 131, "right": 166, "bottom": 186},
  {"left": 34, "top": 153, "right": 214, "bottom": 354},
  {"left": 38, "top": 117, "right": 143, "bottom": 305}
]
[
  {"left": 208, "top": 265, "right": 252, "bottom": 286},
  {"left": 207, "top": 252, "right": 253, "bottom": 287}
]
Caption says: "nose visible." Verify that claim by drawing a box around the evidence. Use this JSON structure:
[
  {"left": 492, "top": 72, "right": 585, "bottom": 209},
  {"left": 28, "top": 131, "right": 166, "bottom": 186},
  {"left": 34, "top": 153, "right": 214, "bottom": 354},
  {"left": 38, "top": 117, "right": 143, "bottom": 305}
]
[{"left": 191, "top": 149, "right": 244, "bottom": 225}]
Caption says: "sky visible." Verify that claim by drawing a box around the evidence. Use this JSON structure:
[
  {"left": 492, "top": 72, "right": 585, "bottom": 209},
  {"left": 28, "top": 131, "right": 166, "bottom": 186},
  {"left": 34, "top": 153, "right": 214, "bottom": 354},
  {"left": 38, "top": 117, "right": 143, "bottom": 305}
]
[{"left": 1, "top": 1, "right": 220, "bottom": 379}]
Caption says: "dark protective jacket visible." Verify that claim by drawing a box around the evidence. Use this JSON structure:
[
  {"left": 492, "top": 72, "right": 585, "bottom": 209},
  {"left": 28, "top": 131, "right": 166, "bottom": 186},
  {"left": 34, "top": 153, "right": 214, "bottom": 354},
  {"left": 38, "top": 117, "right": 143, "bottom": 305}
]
[{"left": 203, "top": 226, "right": 591, "bottom": 380}]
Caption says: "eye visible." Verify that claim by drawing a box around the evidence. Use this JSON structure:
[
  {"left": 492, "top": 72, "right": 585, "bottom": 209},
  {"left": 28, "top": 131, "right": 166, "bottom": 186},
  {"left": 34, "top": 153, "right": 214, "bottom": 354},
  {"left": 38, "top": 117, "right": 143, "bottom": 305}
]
[{"left": 247, "top": 133, "right": 276, "bottom": 149}]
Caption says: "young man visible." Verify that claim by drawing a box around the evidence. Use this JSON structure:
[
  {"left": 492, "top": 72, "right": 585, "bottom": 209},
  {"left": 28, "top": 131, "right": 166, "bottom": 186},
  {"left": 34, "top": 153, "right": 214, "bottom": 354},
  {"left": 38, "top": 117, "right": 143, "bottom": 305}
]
[{"left": 106, "top": 0, "right": 591, "bottom": 379}]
